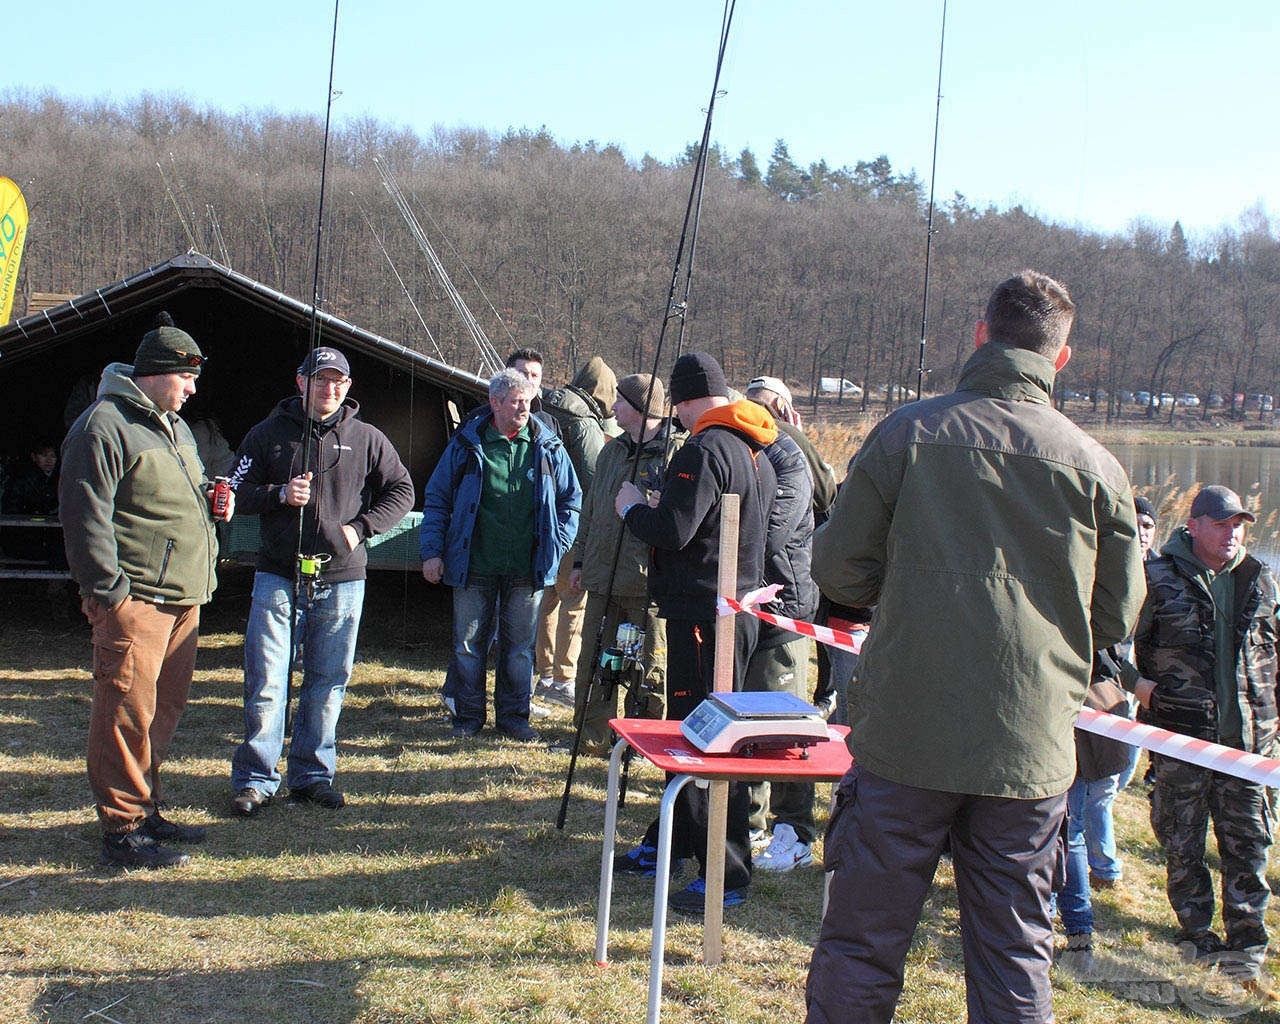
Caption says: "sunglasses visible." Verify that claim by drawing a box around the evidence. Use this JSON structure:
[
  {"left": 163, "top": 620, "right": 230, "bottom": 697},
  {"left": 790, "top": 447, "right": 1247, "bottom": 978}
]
[{"left": 174, "top": 351, "right": 207, "bottom": 368}]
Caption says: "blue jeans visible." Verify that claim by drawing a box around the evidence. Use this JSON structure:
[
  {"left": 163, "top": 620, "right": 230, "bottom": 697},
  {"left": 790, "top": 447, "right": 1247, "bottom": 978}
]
[
  {"left": 231, "top": 572, "right": 364, "bottom": 794},
  {"left": 1058, "top": 777, "right": 1095, "bottom": 934},
  {"left": 1081, "top": 741, "right": 1140, "bottom": 880},
  {"left": 445, "top": 574, "right": 541, "bottom": 731}
]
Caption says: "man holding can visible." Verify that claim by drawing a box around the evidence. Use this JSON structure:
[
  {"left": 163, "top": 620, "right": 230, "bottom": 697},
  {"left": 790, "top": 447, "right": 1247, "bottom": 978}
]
[
  {"left": 61, "top": 311, "right": 232, "bottom": 869},
  {"left": 227, "top": 347, "right": 413, "bottom": 816}
]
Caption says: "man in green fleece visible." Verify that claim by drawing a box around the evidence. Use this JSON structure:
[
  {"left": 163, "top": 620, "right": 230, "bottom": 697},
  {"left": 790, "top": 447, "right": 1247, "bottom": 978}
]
[
  {"left": 806, "top": 272, "right": 1145, "bottom": 1023},
  {"left": 1135, "top": 485, "right": 1280, "bottom": 983},
  {"left": 61, "top": 313, "right": 230, "bottom": 870}
]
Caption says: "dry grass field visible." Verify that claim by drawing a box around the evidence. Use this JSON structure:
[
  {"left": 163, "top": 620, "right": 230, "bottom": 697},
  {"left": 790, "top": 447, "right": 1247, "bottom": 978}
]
[{"left": 3, "top": 568, "right": 1280, "bottom": 1023}]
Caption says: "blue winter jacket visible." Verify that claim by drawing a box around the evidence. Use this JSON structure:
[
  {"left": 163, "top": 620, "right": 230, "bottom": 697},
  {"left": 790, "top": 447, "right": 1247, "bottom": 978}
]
[{"left": 419, "top": 411, "right": 580, "bottom": 588}]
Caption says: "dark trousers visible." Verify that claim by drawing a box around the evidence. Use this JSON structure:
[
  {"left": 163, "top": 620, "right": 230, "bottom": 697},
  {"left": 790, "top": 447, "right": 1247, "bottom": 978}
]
[
  {"left": 642, "top": 613, "right": 757, "bottom": 891},
  {"left": 807, "top": 766, "right": 1066, "bottom": 1024}
]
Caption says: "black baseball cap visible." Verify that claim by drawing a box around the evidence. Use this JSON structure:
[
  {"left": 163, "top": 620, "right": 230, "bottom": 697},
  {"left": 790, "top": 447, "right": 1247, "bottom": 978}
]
[{"left": 297, "top": 347, "right": 351, "bottom": 377}]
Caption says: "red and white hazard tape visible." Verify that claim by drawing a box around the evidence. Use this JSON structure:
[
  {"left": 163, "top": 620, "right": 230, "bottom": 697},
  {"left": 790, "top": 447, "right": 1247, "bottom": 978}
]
[
  {"left": 1076, "top": 707, "right": 1280, "bottom": 788},
  {"left": 718, "top": 594, "right": 866, "bottom": 655},
  {"left": 720, "top": 591, "right": 1280, "bottom": 787}
]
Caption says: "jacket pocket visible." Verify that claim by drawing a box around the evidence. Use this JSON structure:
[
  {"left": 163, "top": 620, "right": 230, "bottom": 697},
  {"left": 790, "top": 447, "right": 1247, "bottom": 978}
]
[
  {"left": 1153, "top": 603, "right": 1202, "bottom": 648},
  {"left": 822, "top": 765, "right": 859, "bottom": 873},
  {"left": 1249, "top": 616, "right": 1278, "bottom": 649},
  {"left": 93, "top": 636, "right": 136, "bottom": 694}
]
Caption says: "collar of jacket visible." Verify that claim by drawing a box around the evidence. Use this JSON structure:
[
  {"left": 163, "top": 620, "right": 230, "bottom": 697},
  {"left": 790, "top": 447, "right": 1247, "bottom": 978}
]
[
  {"left": 461, "top": 408, "right": 551, "bottom": 447},
  {"left": 691, "top": 399, "right": 779, "bottom": 449},
  {"left": 101, "top": 363, "right": 179, "bottom": 432},
  {"left": 956, "top": 341, "right": 1058, "bottom": 404}
]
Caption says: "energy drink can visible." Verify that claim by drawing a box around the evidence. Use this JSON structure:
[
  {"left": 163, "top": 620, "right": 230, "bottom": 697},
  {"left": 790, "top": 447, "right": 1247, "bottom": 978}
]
[
  {"left": 616, "top": 623, "right": 640, "bottom": 649},
  {"left": 212, "top": 477, "right": 231, "bottom": 518}
]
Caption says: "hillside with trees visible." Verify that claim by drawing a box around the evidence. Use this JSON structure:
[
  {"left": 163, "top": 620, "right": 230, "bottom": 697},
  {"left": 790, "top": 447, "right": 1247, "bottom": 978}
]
[{"left": 3, "top": 91, "right": 1279, "bottom": 421}]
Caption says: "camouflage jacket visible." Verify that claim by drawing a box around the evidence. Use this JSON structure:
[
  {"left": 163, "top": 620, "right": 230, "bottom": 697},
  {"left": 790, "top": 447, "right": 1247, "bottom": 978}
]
[{"left": 1135, "top": 545, "right": 1280, "bottom": 754}]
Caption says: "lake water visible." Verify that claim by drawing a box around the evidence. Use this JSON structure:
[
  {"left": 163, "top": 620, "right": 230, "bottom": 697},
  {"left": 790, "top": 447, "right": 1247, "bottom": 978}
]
[{"left": 1106, "top": 443, "right": 1280, "bottom": 566}]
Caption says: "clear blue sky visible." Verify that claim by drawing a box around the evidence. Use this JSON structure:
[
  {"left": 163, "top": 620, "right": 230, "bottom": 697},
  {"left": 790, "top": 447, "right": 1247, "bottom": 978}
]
[{"left": 6, "top": 1, "right": 1277, "bottom": 240}]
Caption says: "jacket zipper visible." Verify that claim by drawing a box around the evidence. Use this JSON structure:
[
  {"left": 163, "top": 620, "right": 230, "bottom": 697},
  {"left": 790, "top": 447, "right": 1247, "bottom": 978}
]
[{"left": 157, "top": 538, "right": 175, "bottom": 588}]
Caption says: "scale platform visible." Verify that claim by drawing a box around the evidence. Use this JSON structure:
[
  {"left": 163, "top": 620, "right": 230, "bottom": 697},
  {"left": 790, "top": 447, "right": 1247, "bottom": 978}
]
[{"left": 680, "top": 690, "right": 829, "bottom": 755}]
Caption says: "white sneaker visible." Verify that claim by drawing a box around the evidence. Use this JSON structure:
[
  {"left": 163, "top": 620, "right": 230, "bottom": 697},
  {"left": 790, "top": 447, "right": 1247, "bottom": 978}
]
[
  {"left": 535, "top": 678, "right": 575, "bottom": 709},
  {"left": 756, "top": 823, "right": 812, "bottom": 872},
  {"left": 528, "top": 700, "right": 553, "bottom": 719}
]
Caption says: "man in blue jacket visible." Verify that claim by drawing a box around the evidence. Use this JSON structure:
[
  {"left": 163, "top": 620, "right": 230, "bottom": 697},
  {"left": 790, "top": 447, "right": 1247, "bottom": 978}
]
[{"left": 420, "top": 368, "right": 580, "bottom": 741}]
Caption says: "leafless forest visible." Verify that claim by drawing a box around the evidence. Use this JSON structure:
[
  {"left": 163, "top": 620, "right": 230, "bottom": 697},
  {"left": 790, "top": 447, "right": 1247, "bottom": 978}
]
[{"left": 3, "top": 92, "right": 1279, "bottom": 418}]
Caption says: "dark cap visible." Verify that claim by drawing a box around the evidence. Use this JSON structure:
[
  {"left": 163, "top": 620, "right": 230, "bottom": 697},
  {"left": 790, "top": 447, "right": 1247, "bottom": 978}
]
[
  {"left": 133, "top": 312, "right": 204, "bottom": 377},
  {"left": 297, "top": 347, "right": 351, "bottom": 378},
  {"left": 668, "top": 351, "right": 728, "bottom": 405},
  {"left": 1134, "top": 495, "right": 1158, "bottom": 522},
  {"left": 1189, "top": 485, "right": 1256, "bottom": 523}
]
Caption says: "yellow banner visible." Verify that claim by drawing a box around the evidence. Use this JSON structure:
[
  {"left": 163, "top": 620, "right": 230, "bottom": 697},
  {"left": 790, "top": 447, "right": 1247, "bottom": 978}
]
[{"left": 0, "top": 177, "right": 29, "bottom": 326}]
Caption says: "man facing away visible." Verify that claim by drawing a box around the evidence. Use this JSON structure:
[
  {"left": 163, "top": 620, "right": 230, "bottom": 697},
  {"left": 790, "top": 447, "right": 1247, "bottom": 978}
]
[
  {"left": 228, "top": 346, "right": 414, "bottom": 815},
  {"left": 61, "top": 312, "right": 231, "bottom": 868},
  {"left": 1135, "top": 484, "right": 1280, "bottom": 984},
  {"left": 806, "top": 271, "right": 1145, "bottom": 1022},
  {"left": 613, "top": 351, "right": 777, "bottom": 914},
  {"left": 420, "top": 368, "right": 580, "bottom": 742}
]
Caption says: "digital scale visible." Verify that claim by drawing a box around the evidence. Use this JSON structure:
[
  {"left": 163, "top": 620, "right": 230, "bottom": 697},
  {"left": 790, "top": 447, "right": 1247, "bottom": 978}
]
[{"left": 680, "top": 690, "right": 830, "bottom": 755}]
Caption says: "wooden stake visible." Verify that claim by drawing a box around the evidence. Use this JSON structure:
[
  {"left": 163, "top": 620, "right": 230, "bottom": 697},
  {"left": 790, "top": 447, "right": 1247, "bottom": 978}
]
[{"left": 703, "top": 492, "right": 739, "bottom": 965}]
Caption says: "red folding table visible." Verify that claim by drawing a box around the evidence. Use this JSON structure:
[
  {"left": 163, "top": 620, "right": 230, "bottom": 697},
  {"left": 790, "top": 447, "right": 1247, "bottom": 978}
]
[{"left": 594, "top": 717, "right": 853, "bottom": 1024}]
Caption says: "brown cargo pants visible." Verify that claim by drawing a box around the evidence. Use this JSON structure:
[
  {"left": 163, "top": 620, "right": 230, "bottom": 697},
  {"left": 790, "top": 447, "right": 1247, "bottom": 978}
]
[{"left": 84, "top": 596, "right": 199, "bottom": 833}]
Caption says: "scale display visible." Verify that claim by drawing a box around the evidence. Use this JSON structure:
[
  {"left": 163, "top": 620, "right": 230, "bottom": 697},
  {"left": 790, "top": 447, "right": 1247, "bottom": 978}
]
[{"left": 681, "top": 690, "right": 830, "bottom": 755}]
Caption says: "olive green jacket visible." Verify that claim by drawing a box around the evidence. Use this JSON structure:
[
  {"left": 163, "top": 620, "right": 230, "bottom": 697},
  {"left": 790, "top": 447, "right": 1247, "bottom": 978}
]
[
  {"left": 572, "top": 423, "right": 681, "bottom": 599},
  {"left": 60, "top": 363, "right": 218, "bottom": 607},
  {"left": 813, "top": 342, "right": 1146, "bottom": 798}
]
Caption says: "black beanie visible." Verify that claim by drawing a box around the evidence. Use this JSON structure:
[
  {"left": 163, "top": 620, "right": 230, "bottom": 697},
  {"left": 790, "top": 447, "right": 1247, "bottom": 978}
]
[
  {"left": 668, "top": 351, "right": 728, "bottom": 405},
  {"left": 134, "top": 312, "right": 204, "bottom": 377},
  {"left": 1134, "top": 495, "right": 1157, "bottom": 521}
]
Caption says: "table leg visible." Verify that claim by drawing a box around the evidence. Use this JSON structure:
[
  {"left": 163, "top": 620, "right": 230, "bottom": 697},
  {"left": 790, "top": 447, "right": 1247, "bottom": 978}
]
[
  {"left": 648, "top": 772, "right": 695, "bottom": 1024},
  {"left": 594, "top": 738, "right": 630, "bottom": 965}
]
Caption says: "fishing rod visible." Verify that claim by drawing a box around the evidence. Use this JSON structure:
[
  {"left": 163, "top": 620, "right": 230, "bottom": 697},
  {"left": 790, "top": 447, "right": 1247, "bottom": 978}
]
[
  {"left": 916, "top": 0, "right": 947, "bottom": 402},
  {"left": 555, "top": 0, "right": 736, "bottom": 830},
  {"left": 350, "top": 188, "right": 449, "bottom": 363},
  {"left": 285, "top": 0, "right": 342, "bottom": 733},
  {"left": 374, "top": 157, "right": 504, "bottom": 377}
]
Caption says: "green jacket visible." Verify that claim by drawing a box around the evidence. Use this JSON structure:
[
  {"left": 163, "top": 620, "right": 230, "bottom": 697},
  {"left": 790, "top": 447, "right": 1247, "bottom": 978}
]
[
  {"left": 573, "top": 423, "right": 681, "bottom": 599},
  {"left": 541, "top": 356, "right": 620, "bottom": 496},
  {"left": 813, "top": 342, "right": 1145, "bottom": 798},
  {"left": 60, "top": 363, "right": 218, "bottom": 607}
]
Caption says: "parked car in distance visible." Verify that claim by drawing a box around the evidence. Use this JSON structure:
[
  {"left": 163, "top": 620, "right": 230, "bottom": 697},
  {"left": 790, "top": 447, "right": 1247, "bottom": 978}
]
[
  {"left": 1207, "top": 394, "right": 1226, "bottom": 409},
  {"left": 1118, "top": 390, "right": 1135, "bottom": 404},
  {"left": 1135, "top": 391, "right": 1152, "bottom": 406},
  {"left": 820, "top": 377, "right": 863, "bottom": 397},
  {"left": 1176, "top": 393, "right": 1200, "bottom": 407}
]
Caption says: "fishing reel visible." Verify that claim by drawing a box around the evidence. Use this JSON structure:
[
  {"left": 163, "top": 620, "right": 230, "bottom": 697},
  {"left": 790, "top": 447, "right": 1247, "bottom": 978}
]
[
  {"left": 596, "top": 623, "right": 652, "bottom": 716},
  {"left": 297, "top": 552, "right": 332, "bottom": 597}
]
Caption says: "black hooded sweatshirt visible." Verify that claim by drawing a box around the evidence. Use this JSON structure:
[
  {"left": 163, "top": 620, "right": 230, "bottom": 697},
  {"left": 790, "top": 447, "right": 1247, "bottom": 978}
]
[{"left": 228, "top": 396, "right": 414, "bottom": 583}]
